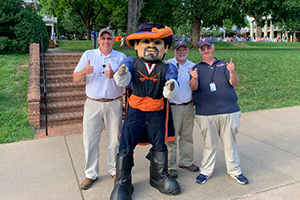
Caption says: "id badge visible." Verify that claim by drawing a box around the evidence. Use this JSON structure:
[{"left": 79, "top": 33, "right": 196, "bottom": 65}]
[
  {"left": 210, "top": 82, "right": 216, "bottom": 92},
  {"left": 99, "top": 72, "right": 105, "bottom": 78}
]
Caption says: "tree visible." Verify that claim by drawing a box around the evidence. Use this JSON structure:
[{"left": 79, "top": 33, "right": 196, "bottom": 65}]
[
  {"left": 0, "top": 0, "right": 49, "bottom": 53},
  {"left": 40, "top": 0, "right": 117, "bottom": 40},
  {"left": 127, "top": 0, "right": 143, "bottom": 35},
  {"left": 177, "top": 0, "right": 246, "bottom": 48}
]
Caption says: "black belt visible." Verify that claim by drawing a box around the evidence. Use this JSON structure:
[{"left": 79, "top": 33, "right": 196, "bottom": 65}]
[
  {"left": 170, "top": 101, "right": 191, "bottom": 106},
  {"left": 87, "top": 96, "right": 121, "bottom": 102}
]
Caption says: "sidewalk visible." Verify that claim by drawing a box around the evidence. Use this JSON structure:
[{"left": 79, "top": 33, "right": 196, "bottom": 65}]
[{"left": 1, "top": 106, "right": 300, "bottom": 200}]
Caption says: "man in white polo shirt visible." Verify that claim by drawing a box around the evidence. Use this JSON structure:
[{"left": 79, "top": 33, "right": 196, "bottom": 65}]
[
  {"left": 73, "top": 28, "right": 127, "bottom": 190},
  {"left": 165, "top": 41, "right": 199, "bottom": 178}
]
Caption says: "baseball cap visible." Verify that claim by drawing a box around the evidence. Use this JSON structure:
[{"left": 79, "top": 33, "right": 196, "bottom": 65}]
[
  {"left": 173, "top": 41, "right": 188, "bottom": 50},
  {"left": 99, "top": 28, "right": 113, "bottom": 37},
  {"left": 198, "top": 38, "right": 213, "bottom": 48}
]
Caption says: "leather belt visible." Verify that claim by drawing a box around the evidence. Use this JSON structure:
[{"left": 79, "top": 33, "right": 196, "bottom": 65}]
[
  {"left": 87, "top": 96, "right": 121, "bottom": 102},
  {"left": 170, "top": 101, "right": 191, "bottom": 106}
]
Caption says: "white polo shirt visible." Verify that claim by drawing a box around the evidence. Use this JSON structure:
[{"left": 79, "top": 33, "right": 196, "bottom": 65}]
[
  {"left": 165, "top": 57, "right": 195, "bottom": 104},
  {"left": 74, "top": 48, "right": 127, "bottom": 99}
]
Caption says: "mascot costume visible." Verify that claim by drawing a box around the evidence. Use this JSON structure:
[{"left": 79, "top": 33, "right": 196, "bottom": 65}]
[{"left": 110, "top": 23, "right": 180, "bottom": 200}]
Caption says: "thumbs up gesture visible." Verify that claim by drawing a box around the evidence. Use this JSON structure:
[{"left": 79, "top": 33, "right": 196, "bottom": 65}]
[
  {"left": 104, "top": 64, "right": 114, "bottom": 78},
  {"left": 190, "top": 67, "right": 198, "bottom": 80},
  {"left": 84, "top": 59, "right": 94, "bottom": 74}
]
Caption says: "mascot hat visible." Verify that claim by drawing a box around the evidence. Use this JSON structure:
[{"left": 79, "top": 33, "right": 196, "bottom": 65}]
[{"left": 126, "top": 23, "right": 173, "bottom": 49}]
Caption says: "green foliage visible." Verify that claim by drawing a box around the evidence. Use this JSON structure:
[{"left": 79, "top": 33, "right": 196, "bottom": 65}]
[
  {"left": 60, "top": 9, "right": 86, "bottom": 35},
  {"left": 0, "top": 54, "right": 35, "bottom": 144},
  {"left": 0, "top": 0, "right": 49, "bottom": 54}
]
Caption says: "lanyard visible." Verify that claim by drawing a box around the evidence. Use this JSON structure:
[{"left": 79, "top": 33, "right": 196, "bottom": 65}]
[{"left": 203, "top": 64, "right": 216, "bottom": 83}]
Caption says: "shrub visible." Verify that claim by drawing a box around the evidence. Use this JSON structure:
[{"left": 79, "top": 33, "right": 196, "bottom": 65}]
[{"left": 0, "top": 0, "right": 49, "bottom": 54}]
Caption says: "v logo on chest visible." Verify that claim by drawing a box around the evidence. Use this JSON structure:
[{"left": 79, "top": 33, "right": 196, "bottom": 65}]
[{"left": 144, "top": 62, "right": 156, "bottom": 75}]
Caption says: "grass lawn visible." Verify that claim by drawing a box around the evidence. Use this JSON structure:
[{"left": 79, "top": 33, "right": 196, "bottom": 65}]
[
  {"left": 58, "top": 40, "right": 300, "bottom": 112},
  {"left": 0, "top": 54, "right": 35, "bottom": 144},
  {"left": 1, "top": 40, "right": 299, "bottom": 144}
]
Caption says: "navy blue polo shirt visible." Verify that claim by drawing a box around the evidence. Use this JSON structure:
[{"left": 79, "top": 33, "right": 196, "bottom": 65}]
[{"left": 192, "top": 58, "right": 240, "bottom": 115}]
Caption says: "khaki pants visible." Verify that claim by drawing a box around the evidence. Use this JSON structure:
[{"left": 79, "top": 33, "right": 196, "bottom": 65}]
[
  {"left": 195, "top": 111, "right": 242, "bottom": 176},
  {"left": 83, "top": 98, "right": 122, "bottom": 179},
  {"left": 167, "top": 103, "right": 194, "bottom": 170}
]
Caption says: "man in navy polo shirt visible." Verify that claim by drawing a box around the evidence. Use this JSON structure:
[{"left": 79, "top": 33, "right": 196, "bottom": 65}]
[{"left": 190, "top": 38, "right": 248, "bottom": 185}]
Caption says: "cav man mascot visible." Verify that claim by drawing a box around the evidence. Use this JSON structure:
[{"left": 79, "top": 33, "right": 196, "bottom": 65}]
[{"left": 111, "top": 23, "right": 180, "bottom": 200}]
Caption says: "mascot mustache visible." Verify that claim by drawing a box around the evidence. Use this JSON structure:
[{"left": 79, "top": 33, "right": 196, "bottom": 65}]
[{"left": 143, "top": 47, "right": 159, "bottom": 60}]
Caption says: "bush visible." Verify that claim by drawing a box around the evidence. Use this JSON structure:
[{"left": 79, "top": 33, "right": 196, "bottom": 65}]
[{"left": 0, "top": 0, "right": 49, "bottom": 54}]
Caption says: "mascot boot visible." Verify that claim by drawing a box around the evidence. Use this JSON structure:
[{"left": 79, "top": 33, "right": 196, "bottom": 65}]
[
  {"left": 148, "top": 149, "right": 180, "bottom": 195},
  {"left": 110, "top": 154, "right": 134, "bottom": 200}
]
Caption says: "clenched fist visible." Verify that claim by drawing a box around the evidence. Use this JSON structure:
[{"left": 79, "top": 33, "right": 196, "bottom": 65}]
[
  {"left": 118, "top": 64, "right": 128, "bottom": 75},
  {"left": 165, "top": 81, "right": 175, "bottom": 91}
]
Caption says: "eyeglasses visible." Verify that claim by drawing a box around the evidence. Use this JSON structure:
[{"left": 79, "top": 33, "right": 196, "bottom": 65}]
[
  {"left": 200, "top": 46, "right": 213, "bottom": 52},
  {"left": 100, "top": 37, "right": 113, "bottom": 41}
]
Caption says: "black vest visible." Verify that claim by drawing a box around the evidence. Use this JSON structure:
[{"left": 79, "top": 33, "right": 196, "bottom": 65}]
[{"left": 132, "top": 58, "right": 169, "bottom": 99}]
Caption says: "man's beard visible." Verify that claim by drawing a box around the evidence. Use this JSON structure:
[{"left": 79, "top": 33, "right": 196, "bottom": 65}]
[{"left": 143, "top": 47, "right": 159, "bottom": 60}]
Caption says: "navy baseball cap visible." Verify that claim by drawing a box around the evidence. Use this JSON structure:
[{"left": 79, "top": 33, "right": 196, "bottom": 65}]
[
  {"left": 173, "top": 41, "right": 188, "bottom": 50},
  {"left": 198, "top": 38, "right": 213, "bottom": 48}
]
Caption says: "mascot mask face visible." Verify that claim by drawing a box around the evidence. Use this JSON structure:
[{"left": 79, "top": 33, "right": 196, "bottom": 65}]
[
  {"left": 126, "top": 23, "right": 173, "bottom": 62},
  {"left": 134, "top": 38, "right": 168, "bottom": 61}
]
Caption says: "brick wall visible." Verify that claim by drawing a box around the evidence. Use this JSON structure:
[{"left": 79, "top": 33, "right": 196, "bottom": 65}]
[{"left": 27, "top": 43, "right": 41, "bottom": 129}]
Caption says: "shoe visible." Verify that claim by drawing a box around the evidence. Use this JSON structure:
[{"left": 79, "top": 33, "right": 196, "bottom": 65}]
[
  {"left": 80, "top": 177, "right": 98, "bottom": 190},
  {"left": 111, "top": 174, "right": 116, "bottom": 182},
  {"left": 168, "top": 170, "right": 178, "bottom": 179},
  {"left": 230, "top": 174, "right": 249, "bottom": 185},
  {"left": 195, "top": 174, "right": 210, "bottom": 184},
  {"left": 179, "top": 163, "right": 199, "bottom": 172}
]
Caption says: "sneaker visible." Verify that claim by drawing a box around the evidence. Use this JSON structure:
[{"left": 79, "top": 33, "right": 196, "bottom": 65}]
[
  {"left": 195, "top": 173, "right": 210, "bottom": 184},
  {"left": 168, "top": 170, "right": 178, "bottom": 179},
  {"left": 179, "top": 163, "right": 199, "bottom": 172},
  {"left": 230, "top": 174, "right": 249, "bottom": 185}
]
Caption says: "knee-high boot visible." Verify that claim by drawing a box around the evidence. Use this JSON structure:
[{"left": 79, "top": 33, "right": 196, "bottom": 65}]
[
  {"left": 148, "top": 149, "right": 180, "bottom": 195},
  {"left": 110, "top": 154, "right": 134, "bottom": 200}
]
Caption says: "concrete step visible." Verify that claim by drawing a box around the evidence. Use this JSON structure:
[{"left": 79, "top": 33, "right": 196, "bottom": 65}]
[
  {"left": 40, "top": 100, "right": 85, "bottom": 114},
  {"left": 40, "top": 111, "right": 83, "bottom": 128}
]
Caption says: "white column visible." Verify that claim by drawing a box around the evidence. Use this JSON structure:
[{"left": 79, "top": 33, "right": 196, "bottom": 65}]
[
  {"left": 250, "top": 20, "right": 253, "bottom": 38},
  {"left": 270, "top": 21, "right": 274, "bottom": 40},
  {"left": 264, "top": 20, "right": 268, "bottom": 38},
  {"left": 51, "top": 24, "right": 54, "bottom": 40}
]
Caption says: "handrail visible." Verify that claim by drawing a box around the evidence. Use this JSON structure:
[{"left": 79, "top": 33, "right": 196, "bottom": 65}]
[{"left": 41, "top": 23, "right": 48, "bottom": 136}]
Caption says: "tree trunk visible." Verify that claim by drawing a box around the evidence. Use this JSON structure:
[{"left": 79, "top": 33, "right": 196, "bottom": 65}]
[
  {"left": 255, "top": 20, "right": 262, "bottom": 39},
  {"left": 190, "top": 13, "right": 201, "bottom": 49},
  {"left": 127, "top": 0, "right": 143, "bottom": 35},
  {"left": 87, "top": 26, "right": 91, "bottom": 40}
]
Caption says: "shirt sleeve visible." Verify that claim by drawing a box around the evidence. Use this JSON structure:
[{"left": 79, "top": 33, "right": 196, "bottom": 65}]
[{"left": 165, "top": 63, "right": 178, "bottom": 81}]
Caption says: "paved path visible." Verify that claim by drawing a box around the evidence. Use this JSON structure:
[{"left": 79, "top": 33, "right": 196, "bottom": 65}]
[{"left": 1, "top": 106, "right": 300, "bottom": 200}]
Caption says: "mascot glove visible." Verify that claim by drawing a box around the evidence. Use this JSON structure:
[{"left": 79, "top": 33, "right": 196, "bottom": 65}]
[
  {"left": 163, "top": 79, "right": 178, "bottom": 99},
  {"left": 118, "top": 64, "right": 129, "bottom": 75}
]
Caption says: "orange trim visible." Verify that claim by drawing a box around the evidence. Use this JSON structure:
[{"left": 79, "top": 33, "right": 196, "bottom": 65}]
[
  {"left": 126, "top": 27, "right": 173, "bottom": 48},
  {"left": 138, "top": 70, "right": 161, "bottom": 82},
  {"left": 128, "top": 94, "right": 164, "bottom": 111},
  {"left": 164, "top": 100, "right": 175, "bottom": 142}
]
